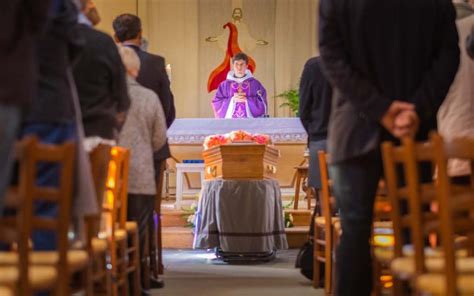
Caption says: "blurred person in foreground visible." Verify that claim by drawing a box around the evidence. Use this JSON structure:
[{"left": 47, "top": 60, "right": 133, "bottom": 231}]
[
  {"left": 438, "top": 1, "right": 474, "bottom": 184},
  {"left": 19, "top": 0, "right": 84, "bottom": 250},
  {"left": 0, "top": 0, "right": 51, "bottom": 215},
  {"left": 319, "top": 0, "right": 459, "bottom": 294}
]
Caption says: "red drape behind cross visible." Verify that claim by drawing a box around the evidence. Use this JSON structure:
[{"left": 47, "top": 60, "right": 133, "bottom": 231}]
[{"left": 207, "top": 22, "right": 256, "bottom": 93}]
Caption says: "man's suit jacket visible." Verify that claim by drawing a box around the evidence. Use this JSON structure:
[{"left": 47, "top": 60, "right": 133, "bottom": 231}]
[
  {"left": 74, "top": 24, "right": 130, "bottom": 140},
  {"left": 27, "top": 0, "right": 84, "bottom": 123},
  {"left": 298, "top": 57, "right": 332, "bottom": 142},
  {"left": 319, "top": 0, "right": 460, "bottom": 163},
  {"left": 127, "top": 45, "right": 175, "bottom": 161},
  {"left": 0, "top": 0, "right": 51, "bottom": 107}
]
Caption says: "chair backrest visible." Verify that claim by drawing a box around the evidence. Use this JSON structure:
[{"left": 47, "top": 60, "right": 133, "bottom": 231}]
[
  {"left": 0, "top": 137, "right": 36, "bottom": 295},
  {"left": 85, "top": 144, "right": 112, "bottom": 245},
  {"left": 431, "top": 133, "right": 474, "bottom": 295},
  {"left": 102, "top": 146, "right": 130, "bottom": 278},
  {"left": 0, "top": 136, "right": 75, "bottom": 295},
  {"left": 30, "top": 137, "right": 75, "bottom": 295},
  {"left": 381, "top": 137, "right": 436, "bottom": 274},
  {"left": 317, "top": 151, "right": 334, "bottom": 227},
  {"left": 89, "top": 144, "right": 112, "bottom": 207},
  {"left": 103, "top": 146, "right": 130, "bottom": 234}
]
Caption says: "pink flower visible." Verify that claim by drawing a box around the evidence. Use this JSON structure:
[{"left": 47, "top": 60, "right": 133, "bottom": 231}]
[
  {"left": 204, "top": 131, "right": 271, "bottom": 149},
  {"left": 204, "top": 134, "right": 230, "bottom": 149},
  {"left": 252, "top": 134, "right": 271, "bottom": 145}
]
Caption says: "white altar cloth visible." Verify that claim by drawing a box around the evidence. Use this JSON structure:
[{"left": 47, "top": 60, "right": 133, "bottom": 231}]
[{"left": 167, "top": 118, "right": 307, "bottom": 144}]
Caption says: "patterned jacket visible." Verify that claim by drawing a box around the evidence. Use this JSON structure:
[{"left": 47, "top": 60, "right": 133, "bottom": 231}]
[{"left": 118, "top": 77, "right": 166, "bottom": 194}]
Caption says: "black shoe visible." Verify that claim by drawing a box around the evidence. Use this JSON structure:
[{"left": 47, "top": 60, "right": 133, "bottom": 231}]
[{"left": 150, "top": 277, "right": 165, "bottom": 289}]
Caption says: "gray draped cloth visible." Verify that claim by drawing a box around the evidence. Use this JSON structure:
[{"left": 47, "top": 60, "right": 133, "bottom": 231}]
[{"left": 193, "top": 179, "right": 288, "bottom": 253}]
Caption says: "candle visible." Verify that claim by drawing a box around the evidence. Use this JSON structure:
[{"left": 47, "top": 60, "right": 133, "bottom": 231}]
[{"left": 166, "top": 64, "right": 172, "bottom": 83}]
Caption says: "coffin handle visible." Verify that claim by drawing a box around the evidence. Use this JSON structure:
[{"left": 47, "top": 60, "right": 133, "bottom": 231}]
[{"left": 207, "top": 166, "right": 217, "bottom": 177}]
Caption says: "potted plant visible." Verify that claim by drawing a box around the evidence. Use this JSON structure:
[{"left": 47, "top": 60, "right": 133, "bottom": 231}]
[{"left": 275, "top": 88, "right": 299, "bottom": 116}]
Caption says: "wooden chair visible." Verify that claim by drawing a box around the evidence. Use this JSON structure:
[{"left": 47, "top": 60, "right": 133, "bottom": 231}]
[
  {"left": 312, "top": 151, "right": 339, "bottom": 294},
  {"left": 0, "top": 137, "right": 93, "bottom": 295},
  {"left": 85, "top": 144, "right": 112, "bottom": 295},
  {"left": 0, "top": 137, "right": 58, "bottom": 295},
  {"left": 371, "top": 180, "right": 394, "bottom": 296},
  {"left": 312, "top": 152, "right": 387, "bottom": 294},
  {"left": 152, "top": 160, "right": 167, "bottom": 276},
  {"left": 381, "top": 135, "right": 473, "bottom": 295},
  {"left": 103, "top": 146, "right": 140, "bottom": 296},
  {"left": 414, "top": 133, "right": 474, "bottom": 295},
  {"left": 293, "top": 165, "right": 312, "bottom": 209},
  {"left": 381, "top": 137, "right": 438, "bottom": 295},
  {"left": 313, "top": 152, "right": 393, "bottom": 295}
]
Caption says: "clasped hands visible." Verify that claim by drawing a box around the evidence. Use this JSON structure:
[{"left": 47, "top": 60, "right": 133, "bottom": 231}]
[
  {"left": 232, "top": 92, "right": 247, "bottom": 103},
  {"left": 380, "top": 101, "right": 419, "bottom": 138}
]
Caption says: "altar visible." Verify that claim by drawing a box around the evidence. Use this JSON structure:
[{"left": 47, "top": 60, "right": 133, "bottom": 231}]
[{"left": 166, "top": 118, "right": 307, "bottom": 198}]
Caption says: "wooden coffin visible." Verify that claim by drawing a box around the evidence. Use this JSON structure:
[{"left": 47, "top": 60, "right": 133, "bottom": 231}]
[{"left": 202, "top": 144, "right": 280, "bottom": 180}]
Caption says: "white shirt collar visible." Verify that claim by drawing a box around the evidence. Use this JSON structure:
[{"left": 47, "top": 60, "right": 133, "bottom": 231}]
[{"left": 226, "top": 70, "right": 253, "bottom": 83}]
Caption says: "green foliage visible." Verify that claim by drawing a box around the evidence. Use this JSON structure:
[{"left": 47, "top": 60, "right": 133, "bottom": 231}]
[
  {"left": 275, "top": 88, "right": 299, "bottom": 116},
  {"left": 284, "top": 212, "right": 294, "bottom": 228},
  {"left": 182, "top": 203, "right": 198, "bottom": 228},
  {"left": 282, "top": 197, "right": 294, "bottom": 209}
]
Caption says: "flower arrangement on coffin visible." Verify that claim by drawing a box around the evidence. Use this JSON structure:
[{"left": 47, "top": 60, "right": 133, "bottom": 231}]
[{"left": 203, "top": 130, "right": 272, "bottom": 149}]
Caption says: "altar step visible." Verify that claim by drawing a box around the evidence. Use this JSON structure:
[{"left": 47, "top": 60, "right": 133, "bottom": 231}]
[
  {"left": 161, "top": 208, "right": 312, "bottom": 227},
  {"left": 162, "top": 226, "right": 309, "bottom": 249},
  {"left": 161, "top": 208, "right": 312, "bottom": 249}
]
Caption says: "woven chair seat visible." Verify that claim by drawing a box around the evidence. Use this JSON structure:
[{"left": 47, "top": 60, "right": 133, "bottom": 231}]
[
  {"left": 0, "top": 250, "right": 89, "bottom": 273},
  {"left": 91, "top": 238, "right": 108, "bottom": 255},
  {"left": 0, "top": 265, "right": 57, "bottom": 290},
  {"left": 125, "top": 221, "right": 138, "bottom": 233},
  {"left": 0, "top": 286, "right": 13, "bottom": 296},
  {"left": 391, "top": 255, "right": 474, "bottom": 279},
  {"left": 315, "top": 216, "right": 340, "bottom": 225},
  {"left": 417, "top": 273, "right": 474, "bottom": 295}
]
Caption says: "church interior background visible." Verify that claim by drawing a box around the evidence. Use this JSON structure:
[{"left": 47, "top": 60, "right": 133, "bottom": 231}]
[{"left": 94, "top": 0, "right": 319, "bottom": 118}]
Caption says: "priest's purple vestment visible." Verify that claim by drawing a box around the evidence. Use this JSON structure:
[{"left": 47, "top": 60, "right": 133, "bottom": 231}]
[{"left": 212, "top": 70, "right": 267, "bottom": 118}]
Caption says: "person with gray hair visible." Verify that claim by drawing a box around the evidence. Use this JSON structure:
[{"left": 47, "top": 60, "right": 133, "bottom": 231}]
[{"left": 117, "top": 45, "right": 167, "bottom": 295}]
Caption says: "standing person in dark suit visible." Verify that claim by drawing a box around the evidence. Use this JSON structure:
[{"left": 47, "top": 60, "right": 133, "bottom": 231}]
[
  {"left": 73, "top": 0, "right": 130, "bottom": 142},
  {"left": 112, "top": 13, "right": 175, "bottom": 289},
  {"left": 298, "top": 56, "right": 332, "bottom": 209},
  {"left": 112, "top": 14, "right": 175, "bottom": 129},
  {"left": 0, "top": 0, "right": 51, "bottom": 215},
  {"left": 319, "top": 0, "right": 459, "bottom": 295},
  {"left": 298, "top": 56, "right": 332, "bottom": 286}
]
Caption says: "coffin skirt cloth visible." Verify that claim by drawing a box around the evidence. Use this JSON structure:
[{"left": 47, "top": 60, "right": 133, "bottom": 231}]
[{"left": 193, "top": 179, "right": 289, "bottom": 253}]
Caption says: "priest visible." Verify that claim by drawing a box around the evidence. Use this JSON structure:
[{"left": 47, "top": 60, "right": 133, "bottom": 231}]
[{"left": 212, "top": 52, "right": 267, "bottom": 118}]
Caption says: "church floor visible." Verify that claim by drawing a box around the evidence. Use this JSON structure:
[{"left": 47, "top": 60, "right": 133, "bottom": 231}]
[{"left": 152, "top": 249, "right": 324, "bottom": 296}]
